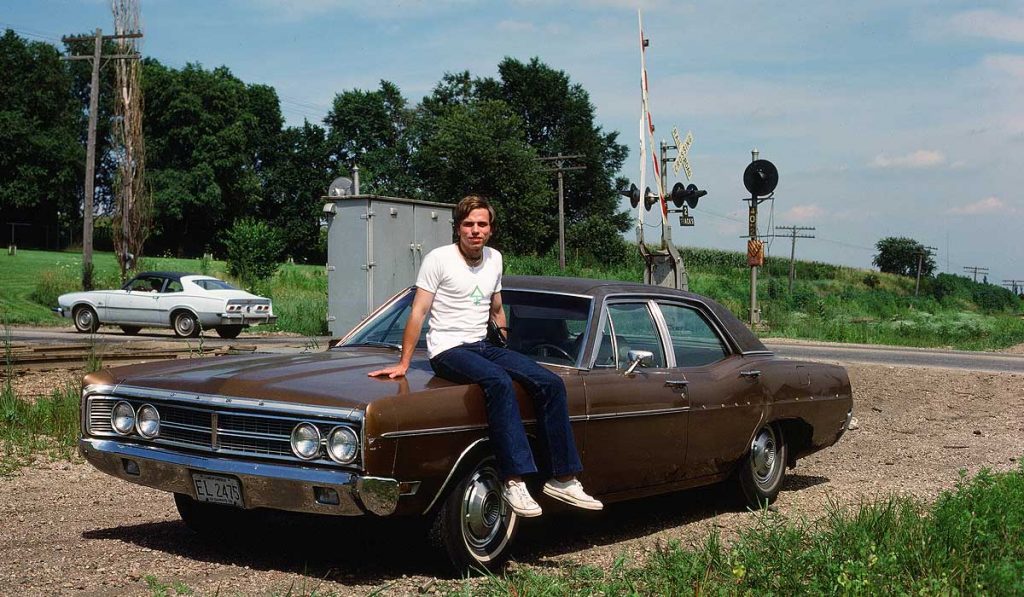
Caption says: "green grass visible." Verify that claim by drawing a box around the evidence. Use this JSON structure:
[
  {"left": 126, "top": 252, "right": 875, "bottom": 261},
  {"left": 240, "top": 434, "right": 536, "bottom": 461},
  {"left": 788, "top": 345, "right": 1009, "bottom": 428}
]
[{"left": 466, "top": 464, "right": 1024, "bottom": 595}]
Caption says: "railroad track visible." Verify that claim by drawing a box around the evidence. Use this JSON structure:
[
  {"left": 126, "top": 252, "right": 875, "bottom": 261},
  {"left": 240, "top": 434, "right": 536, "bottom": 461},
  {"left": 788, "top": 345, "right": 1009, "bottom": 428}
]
[{"left": 4, "top": 341, "right": 258, "bottom": 369}]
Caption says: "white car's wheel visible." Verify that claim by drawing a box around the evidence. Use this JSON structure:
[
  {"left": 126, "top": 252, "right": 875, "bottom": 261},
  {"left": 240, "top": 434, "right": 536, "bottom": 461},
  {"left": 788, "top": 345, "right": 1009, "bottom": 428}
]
[
  {"left": 73, "top": 306, "right": 99, "bottom": 333},
  {"left": 172, "top": 311, "right": 200, "bottom": 338}
]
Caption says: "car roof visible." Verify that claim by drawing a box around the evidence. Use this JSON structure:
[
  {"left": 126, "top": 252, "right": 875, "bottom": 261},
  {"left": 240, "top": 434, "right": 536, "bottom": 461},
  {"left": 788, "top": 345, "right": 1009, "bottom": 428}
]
[
  {"left": 133, "top": 271, "right": 195, "bottom": 281},
  {"left": 503, "top": 275, "right": 768, "bottom": 354}
]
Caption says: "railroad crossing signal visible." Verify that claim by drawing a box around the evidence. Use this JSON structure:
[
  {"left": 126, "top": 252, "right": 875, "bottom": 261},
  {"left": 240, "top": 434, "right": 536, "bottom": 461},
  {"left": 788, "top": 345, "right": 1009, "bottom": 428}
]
[{"left": 671, "top": 127, "right": 694, "bottom": 180}]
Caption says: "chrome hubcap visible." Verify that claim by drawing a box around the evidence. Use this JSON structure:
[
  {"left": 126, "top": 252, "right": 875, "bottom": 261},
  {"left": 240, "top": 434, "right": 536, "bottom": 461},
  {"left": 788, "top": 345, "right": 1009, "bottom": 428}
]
[
  {"left": 176, "top": 316, "right": 194, "bottom": 335},
  {"left": 76, "top": 310, "right": 93, "bottom": 329},
  {"left": 461, "top": 465, "right": 512, "bottom": 553},
  {"left": 751, "top": 426, "right": 778, "bottom": 487}
]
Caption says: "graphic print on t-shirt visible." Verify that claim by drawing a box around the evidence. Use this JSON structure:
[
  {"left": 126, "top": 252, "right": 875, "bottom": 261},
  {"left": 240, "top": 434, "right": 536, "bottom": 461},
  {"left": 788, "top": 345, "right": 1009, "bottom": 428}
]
[{"left": 470, "top": 285, "right": 486, "bottom": 306}]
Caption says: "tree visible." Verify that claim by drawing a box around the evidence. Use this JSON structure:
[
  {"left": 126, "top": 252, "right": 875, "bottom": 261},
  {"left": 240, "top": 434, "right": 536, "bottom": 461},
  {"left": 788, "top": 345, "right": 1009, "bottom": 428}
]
[
  {"left": 323, "top": 81, "right": 418, "bottom": 196},
  {"left": 142, "top": 60, "right": 283, "bottom": 256},
  {"left": 262, "top": 120, "right": 334, "bottom": 261},
  {"left": 872, "top": 237, "right": 935, "bottom": 277},
  {"left": 0, "top": 30, "right": 83, "bottom": 249}
]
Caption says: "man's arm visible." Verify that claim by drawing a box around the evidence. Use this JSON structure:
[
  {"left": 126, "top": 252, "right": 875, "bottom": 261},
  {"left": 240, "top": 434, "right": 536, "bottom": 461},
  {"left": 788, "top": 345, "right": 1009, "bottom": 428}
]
[
  {"left": 490, "top": 291, "right": 507, "bottom": 341},
  {"left": 367, "top": 288, "right": 434, "bottom": 379}
]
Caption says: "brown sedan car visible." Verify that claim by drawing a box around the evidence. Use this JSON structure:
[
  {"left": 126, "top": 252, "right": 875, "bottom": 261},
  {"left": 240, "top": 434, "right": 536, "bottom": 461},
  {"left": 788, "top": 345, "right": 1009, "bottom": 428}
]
[{"left": 78, "top": 276, "right": 853, "bottom": 573}]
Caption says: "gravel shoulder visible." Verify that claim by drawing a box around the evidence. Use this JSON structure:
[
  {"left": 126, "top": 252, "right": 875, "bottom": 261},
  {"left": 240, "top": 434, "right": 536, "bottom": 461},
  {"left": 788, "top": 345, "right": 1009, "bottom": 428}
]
[{"left": 1, "top": 363, "right": 1022, "bottom": 596}]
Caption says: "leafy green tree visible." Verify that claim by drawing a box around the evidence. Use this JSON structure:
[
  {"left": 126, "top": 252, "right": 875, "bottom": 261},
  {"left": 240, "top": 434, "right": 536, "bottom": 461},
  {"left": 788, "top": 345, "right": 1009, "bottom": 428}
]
[
  {"left": 414, "top": 99, "right": 551, "bottom": 253},
  {"left": 323, "top": 81, "right": 417, "bottom": 195},
  {"left": 0, "top": 30, "right": 83, "bottom": 248},
  {"left": 224, "top": 218, "right": 283, "bottom": 288},
  {"left": 262, "top": 120, "right": 333, "bottom": 261},
  {"left": 142, "top": 60, "right": 283, "bottom": 256},
  {"left": 872, "top": 237, "right": 935, "bottom": 277}
]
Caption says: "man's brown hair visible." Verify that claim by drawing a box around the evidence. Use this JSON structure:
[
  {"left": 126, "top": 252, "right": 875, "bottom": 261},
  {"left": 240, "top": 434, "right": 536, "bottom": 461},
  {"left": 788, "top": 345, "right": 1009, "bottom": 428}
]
[{"left": 454, "top": 195, "right": 496, "bottom": 230}]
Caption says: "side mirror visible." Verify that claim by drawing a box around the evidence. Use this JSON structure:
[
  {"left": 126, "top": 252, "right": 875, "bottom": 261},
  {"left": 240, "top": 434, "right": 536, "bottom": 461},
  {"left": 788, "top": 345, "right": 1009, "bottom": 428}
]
[{"left": 624, "top": 349, "right": 654, "bottom": 376}]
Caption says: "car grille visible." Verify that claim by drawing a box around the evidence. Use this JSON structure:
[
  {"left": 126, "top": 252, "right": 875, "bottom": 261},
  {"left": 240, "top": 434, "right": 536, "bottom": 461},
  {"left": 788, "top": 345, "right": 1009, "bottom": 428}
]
[{"left": 85, "top": 394, "right": 361, "bottom": 467}]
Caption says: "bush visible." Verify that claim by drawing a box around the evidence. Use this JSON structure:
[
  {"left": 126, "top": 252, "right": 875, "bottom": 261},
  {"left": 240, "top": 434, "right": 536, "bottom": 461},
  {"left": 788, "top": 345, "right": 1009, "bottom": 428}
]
[
  {"left": 863, "top": 273, "right": 880, "bottom": 288},
  {"left": 29, "top": 266, "right": 78, "bottom": 307},
  {"left": 224, "top": 219, "right": 284, "bottom": 289}
]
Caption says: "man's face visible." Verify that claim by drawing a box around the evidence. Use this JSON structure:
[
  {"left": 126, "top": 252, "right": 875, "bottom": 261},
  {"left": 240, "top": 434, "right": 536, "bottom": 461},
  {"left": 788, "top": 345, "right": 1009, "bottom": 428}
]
[{"left": 458, "top": 207, "right": 492, "bottom": 253}]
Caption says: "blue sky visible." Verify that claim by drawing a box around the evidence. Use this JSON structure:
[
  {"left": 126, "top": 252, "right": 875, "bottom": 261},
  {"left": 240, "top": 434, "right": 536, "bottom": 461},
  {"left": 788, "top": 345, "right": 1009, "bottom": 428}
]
[{"left": 5, "top": 0, "right": 1023, "bottom": 284}]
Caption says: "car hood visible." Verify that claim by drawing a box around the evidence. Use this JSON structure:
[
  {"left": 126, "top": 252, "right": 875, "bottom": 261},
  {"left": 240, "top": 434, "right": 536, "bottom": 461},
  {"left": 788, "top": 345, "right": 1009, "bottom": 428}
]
[{"left": 95, "top": 348, "right": 449, "bottom": 410}]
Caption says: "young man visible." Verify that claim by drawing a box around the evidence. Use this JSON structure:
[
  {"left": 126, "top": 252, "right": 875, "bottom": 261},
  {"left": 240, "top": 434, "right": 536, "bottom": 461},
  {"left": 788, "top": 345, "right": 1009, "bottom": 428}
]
[{"left": 368, "top": 195, "right": 602, "bottom": 517}]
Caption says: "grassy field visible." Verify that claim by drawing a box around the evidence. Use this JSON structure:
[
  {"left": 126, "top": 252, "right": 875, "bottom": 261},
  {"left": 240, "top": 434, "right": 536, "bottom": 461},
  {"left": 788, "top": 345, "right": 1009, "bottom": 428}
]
[
  {"left": 467, "top": 464, "right": 1024, "bottom": 595},
  {"left": 2, "top": 247, "right": 1022, "bottom": 350}
]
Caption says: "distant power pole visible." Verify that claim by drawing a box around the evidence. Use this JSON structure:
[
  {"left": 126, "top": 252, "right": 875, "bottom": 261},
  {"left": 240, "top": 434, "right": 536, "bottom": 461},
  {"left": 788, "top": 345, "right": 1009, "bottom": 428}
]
[
  {"left": 1002, "top": 279, "right": 1024, "bottom": 295},
  {"left": 914, "top": 246, "right": 937, "bottom": 297},
  {"left": 773, "top": 225, "right": 815, "bottom": 292},
  {"left": 537, "top": 154, "right": 586, "bottom": 271},
  {"left": 963, "top": 265, "right": 989, "bottom": 283},
  {"left": 62, "top": 28, "right": 142, "bottom": 289}
]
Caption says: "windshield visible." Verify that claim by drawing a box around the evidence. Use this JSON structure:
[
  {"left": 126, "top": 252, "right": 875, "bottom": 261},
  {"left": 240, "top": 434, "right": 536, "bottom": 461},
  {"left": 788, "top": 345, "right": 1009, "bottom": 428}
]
[{"left": 340, "top": 288, "right": 594, "bottom": 367}]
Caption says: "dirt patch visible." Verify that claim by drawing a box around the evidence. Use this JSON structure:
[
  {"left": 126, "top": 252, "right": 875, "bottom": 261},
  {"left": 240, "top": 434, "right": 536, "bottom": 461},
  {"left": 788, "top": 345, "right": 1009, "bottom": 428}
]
[{"left": 1, "top": 363, "right": 1021, "bottom": 595}]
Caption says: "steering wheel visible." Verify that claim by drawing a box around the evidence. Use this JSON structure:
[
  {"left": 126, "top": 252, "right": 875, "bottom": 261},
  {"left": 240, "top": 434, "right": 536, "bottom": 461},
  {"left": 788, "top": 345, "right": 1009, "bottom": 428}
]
[{"left": 531, "top": 343, "right": 573, "bottom": 361}]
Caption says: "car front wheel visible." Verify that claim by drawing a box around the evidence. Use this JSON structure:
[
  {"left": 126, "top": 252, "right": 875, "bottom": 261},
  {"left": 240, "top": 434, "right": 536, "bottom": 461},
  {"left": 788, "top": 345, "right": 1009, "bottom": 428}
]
[
  {"left": 429, "top": 455, "right": 519, "bottom": 576},
  {"left": 735, "top": 422, "right": 787, "bottom": 508},
  {"left": 215, "top": 325, "right": 243, "bottom": 339},
  {"left": 172, "top": 311, "right": 200, "bottom": 338},
  {"left": 73, "top": 306, "right": 99, "bottom": 333}
]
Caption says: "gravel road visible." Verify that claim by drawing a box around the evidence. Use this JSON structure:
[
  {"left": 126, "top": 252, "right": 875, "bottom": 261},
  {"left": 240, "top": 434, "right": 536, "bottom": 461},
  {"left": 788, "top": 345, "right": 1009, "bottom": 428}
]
[{"left": 1, "top": 362, "right": 1022, "bottom": 596}]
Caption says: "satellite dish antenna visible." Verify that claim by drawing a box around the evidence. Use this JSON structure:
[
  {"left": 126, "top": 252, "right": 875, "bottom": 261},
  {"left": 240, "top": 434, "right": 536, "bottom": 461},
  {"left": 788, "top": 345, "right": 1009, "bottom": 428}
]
[
  {"left": 328, "top": 176, "right": 354, "bottom": 197},
  {"left": 743, "top": 160, "right": 778, "bottom": 197}
]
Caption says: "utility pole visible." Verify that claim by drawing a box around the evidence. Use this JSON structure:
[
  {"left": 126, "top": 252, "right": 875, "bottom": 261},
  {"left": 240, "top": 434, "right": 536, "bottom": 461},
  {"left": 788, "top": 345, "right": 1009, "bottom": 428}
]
[
  {"left": 963, "top": 265, "right": 989, "bottom": 283},
  {"left": 537, "top": 154, "right": 585, "bottom": 270},
  {"left": 773, "top": 225, "right": 815, "bottom": 292},
  {"left": 914, "top": 246, "right": 937, "bottom": 297},
  {"left": 62, "top": 28, "right": 142, "bottom": 289},
  {"left": 1002, "top": 279, "right": 1024, "bottom": 295}
]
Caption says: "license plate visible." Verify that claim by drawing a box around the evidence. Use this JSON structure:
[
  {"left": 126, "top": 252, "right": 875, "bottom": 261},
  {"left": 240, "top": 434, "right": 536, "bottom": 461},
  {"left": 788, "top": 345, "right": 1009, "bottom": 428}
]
[{"left": 192, "top": 473, "right": 244, "bottom": 507}]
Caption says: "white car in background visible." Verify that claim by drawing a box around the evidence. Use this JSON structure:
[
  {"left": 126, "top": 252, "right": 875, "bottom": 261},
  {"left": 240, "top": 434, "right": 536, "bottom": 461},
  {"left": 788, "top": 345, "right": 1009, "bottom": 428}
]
[{"left": 54, "top": 272, "right": 277, "bottom": 339}]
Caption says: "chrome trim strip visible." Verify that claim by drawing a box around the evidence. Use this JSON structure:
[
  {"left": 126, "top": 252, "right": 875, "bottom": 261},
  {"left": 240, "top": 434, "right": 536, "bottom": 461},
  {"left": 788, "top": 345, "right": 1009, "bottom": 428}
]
[
  {"left": 422, "top": 437, "right": 488, "bottom": 514},
  {"left": 106, "top": 385, "right": 364, "bottom": 422},
  {"left": 585, "top": 407, "right": 690, "bottom": 420},
  {"left": 380, "top": 423, "right": 489, "bottom": 439}
]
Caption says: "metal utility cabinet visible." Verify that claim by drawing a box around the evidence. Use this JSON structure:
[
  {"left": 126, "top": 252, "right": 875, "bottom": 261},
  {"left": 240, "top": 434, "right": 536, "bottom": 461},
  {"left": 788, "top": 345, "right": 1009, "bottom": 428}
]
[{"left": 324, "top": 195, "right": 454, "bottom": 337}]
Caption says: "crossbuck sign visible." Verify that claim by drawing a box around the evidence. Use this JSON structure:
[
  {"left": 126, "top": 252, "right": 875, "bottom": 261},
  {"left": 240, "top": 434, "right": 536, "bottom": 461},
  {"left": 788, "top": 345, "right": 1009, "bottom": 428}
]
[{"left": 671, "top": 127, "right": 694, "bottom": 180}]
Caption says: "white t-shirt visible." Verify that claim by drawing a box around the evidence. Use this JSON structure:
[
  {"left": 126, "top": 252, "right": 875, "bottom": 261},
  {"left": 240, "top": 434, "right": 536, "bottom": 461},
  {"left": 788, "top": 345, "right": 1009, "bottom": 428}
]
[{"left": 416, "top": 244, "right": 502, "bottom": 358}]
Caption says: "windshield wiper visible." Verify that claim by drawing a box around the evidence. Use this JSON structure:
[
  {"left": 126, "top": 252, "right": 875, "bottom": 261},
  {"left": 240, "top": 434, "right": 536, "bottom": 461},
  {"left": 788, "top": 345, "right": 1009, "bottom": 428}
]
[{"left": 344, "top": 341, "right": 402, "bottom": 351}]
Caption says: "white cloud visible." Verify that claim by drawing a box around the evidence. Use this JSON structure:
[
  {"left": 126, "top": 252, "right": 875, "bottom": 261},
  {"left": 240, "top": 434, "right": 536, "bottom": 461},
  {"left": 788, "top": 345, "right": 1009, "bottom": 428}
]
[
  {"left": 783, "top": 204, "right": 824, "bottom": 222},
  {"left": 947, "top": 197, "right": 1015, "bottom": 215},
  {"left": 981, "top": 54, "right": 1024, "bottom": 79},
  {"left": 949, "top": 9, "right": 1024, "bottom": 43},
  {"left": 871, "top": 150, "right": 946, "bottom": 169}
]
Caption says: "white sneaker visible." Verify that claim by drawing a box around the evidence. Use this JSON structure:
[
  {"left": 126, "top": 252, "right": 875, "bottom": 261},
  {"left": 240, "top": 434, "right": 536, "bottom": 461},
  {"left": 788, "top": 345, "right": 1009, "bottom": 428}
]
[
  {"left": 542, "top": 478, "right": 603, "bottom": 511},
  {"left": 501, "top": 480, "right": 543, "bottom": 517}
]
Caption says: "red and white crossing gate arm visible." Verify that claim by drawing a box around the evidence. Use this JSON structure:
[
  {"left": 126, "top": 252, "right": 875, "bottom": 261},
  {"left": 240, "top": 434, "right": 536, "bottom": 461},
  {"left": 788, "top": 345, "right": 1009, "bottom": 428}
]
[{"left": 638, "top": 10, "right": 668, "bottom": 223}]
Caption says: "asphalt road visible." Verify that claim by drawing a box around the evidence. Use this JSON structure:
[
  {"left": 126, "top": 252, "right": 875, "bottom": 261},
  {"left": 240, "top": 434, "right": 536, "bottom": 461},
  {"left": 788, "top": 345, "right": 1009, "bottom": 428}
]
[
  {"left": 765, "top": 341, "right": 1024, "bottom": 374},
  {"left": 7, "top": 325, "right": 1023, "bottom": 373}
]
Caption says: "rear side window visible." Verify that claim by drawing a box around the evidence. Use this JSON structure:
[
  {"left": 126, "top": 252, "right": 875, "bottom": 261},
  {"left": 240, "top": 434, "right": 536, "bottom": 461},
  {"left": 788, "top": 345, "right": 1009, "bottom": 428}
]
[{"left": 658, "top": 303, "right": 728, "bottom": 367}]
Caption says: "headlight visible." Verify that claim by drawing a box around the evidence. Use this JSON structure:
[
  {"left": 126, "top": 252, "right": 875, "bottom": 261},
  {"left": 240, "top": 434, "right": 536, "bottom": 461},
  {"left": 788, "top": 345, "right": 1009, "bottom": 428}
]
[
  {"left": 290, "top": 422, "right": 322, "bottom": 460},
  {"left": 136, "top": 404, "right": 160, "bottom": 438},
  {"left": 326, "top": 426, "right": 359, "bottom": 464},
  {"left": 111, "top": 401, "right": 136, "bottom": 435}
]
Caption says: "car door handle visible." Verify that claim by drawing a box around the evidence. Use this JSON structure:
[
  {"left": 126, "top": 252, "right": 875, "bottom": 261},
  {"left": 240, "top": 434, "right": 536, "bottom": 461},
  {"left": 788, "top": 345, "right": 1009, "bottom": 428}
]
[
  {"left": 664, "top": 380, "right": 689, "bottom": 388},
  {"left": 740, "top": 370, "right": 762, "bottom": 378}
]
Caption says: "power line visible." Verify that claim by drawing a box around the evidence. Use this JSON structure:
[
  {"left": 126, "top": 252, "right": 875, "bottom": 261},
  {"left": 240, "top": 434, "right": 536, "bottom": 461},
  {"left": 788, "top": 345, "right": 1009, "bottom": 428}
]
[
  {"left": 0, "top": 22, "right": 64, "bottom": 43},
  {"left": 963, "top": 265, "right": 989, "bottom": 283}
]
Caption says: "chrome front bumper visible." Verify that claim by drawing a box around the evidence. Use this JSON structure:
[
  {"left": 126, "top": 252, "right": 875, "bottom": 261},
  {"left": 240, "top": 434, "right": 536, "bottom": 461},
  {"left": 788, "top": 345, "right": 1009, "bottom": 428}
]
[
  {"left": 53, "top": 307, "right": 70, "bottom": 318},
  {"left": 79, "top": 438, "right": 398, "bottom": 516}
]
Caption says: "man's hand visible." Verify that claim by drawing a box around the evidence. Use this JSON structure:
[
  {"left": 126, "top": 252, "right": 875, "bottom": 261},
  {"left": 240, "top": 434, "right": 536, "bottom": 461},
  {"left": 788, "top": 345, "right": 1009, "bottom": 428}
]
[{"left": 368, "top": 363, "right": 408, "bottom": 379}]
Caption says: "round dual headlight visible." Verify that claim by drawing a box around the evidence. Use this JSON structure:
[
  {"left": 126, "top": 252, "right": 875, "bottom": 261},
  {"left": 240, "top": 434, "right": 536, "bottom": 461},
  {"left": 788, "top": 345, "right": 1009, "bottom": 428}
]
[
  {"left": 326, "top": 426, "right": 359, "bottom": 464},
  {"left": 136, "top": 404, "right": 160, "bottom": 439},
  {"left": 111, "top": 401, "right": 136, "bottom": 435},
  {"left": 290, "top": 422, "right": 322, "bottom": 460}
]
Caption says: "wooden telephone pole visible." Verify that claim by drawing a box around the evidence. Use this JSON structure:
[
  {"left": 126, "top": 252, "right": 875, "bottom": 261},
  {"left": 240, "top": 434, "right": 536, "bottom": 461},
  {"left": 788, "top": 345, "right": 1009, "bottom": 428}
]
[
  {"left": 538, "top": 154, "right": 586, "bottom": 271},
  {"left": 773, "top": 225, "right": 816, "bottom": 292},
  {"left": 62, "top": 28, "right": 141, "bottom": 289}
]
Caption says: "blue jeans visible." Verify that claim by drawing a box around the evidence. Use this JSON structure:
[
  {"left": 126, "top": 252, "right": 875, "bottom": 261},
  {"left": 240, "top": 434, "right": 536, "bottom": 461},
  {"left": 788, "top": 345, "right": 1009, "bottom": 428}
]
[{"left": 430, "top": 341, "right": 583, "bottom": 480}]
